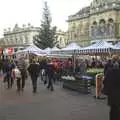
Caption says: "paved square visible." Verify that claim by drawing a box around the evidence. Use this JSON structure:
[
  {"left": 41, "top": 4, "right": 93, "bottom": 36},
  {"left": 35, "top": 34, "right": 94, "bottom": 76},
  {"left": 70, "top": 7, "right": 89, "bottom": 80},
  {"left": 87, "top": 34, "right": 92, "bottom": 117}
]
[{"left": 0, "top": 80, "right": 109, "bottom": 120}]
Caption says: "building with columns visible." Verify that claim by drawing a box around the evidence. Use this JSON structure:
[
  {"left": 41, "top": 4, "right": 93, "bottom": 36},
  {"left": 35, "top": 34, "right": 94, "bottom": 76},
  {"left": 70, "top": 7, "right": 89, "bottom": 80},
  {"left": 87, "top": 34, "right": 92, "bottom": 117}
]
[
  {"left": 0, "top": 24, "right": 67, "bottom": 52},
  {"left": 67, "top": 0, "right": 120, "bottom": 46},
  {"left": 0, "top": 23, "right": 40, "bottom": 52}
]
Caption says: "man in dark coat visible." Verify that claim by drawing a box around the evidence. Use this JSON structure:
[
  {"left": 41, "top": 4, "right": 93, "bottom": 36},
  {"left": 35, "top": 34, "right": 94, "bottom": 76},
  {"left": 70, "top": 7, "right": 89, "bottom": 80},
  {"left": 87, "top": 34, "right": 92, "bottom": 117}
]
[
  {"left": 28, "top": 60, "right": 40, "bottom": 93},
  {"left": 46, "top": 62, "right": 54, "bottom": 91},
  {"left": 103, "top": 61, "right": 120, "bottom": 120}
]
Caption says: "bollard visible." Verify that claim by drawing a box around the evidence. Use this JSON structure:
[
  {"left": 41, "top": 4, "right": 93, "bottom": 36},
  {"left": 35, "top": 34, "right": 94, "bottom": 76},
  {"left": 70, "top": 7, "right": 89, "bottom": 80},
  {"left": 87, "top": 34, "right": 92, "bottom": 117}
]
[{"left": 95, "top": 74, "right": 103, "bottom": 99}]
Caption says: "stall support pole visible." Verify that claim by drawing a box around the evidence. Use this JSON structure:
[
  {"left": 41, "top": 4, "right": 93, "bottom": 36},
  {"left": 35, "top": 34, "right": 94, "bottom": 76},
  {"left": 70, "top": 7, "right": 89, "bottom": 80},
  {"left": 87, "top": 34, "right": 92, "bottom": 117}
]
[{"left": 73, "top": 50, "right": 76, "bottom": 73}]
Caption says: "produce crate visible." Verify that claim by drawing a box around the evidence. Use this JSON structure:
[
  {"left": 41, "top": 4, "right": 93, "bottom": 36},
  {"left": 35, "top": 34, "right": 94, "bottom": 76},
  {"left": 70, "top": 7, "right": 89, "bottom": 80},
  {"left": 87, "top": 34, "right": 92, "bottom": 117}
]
[{"left": 62, "top": 76, "right": 93, "bottom": 94}]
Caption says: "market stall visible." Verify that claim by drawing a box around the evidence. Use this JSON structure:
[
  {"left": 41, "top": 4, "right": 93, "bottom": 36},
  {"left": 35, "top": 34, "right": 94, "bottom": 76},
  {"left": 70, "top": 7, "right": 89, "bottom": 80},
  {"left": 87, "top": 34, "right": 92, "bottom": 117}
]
[
  {"left": 15, "top": 45, "right": 47, "bottom": 60},
  {"left": 60, "top": 42, "right": 81, "bottom": 54},
  {"left": 77, "top": 40, "right": 117, "bottom": 56}
]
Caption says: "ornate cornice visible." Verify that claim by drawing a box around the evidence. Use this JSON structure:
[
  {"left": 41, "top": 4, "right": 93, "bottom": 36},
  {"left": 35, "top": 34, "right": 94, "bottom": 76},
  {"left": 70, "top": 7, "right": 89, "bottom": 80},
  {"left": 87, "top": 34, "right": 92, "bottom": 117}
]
[
  {"left": 4, "top": 27, "right": 40, "bottom": 36},
  {"left": 68, "top": 0, "right": 120, "bottom": 22}
]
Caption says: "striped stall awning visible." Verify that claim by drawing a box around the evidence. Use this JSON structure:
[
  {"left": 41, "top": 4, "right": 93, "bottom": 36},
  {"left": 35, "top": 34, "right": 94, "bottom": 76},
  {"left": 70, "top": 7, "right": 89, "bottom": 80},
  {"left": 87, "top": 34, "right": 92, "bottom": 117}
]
[
  {"left": 15, "top": 45, "right": 46, "bottom": 54},
  {"left": 60, "top": 42, "right": 81, "bottom": 54},
  {"left": 44, "top": 47, "right": 60, "bottom": 54},
  {"left": 114, "top": 42, "right": 120, "bottom": 49},
  {"left": 77, "top": 40, "right": 118, "bottom": 55},
  {"left": 50, "top": 47, "right": 61, "bottom": 54}
]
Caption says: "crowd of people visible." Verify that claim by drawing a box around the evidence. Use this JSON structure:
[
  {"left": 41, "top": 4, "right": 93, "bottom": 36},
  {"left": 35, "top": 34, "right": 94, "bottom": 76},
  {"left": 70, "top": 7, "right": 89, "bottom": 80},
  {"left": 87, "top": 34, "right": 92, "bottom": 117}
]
[
  {"left": 0, "top": 55, "right": 88, "bottom": 93},
  {"left": 0, "top": 56, "right": 58, "bottom": 93},
  {"left": 0, "top": 54, "right": 120, "bottom": 120},
  {"left": 0, "top": 55, "right": 101, "bottom": 93}
]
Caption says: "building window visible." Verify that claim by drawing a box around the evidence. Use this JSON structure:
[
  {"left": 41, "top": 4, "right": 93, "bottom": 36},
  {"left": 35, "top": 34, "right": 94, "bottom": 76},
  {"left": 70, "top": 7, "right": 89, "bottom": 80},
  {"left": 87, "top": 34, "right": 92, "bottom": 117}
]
[
  {"left": 99, "top": 19, "right": 106, "bottom": 25},
  {"left": 108, "top": 18, "right": 114, "bottom": 23},
  {"left": 74, "top": 33, "right": 77, "bottom": 38},
  {"left": 25, "top": 36, "right": 28, "bottom": 43},
  {"left": 93, "top": 21, "right": 97, "bottom": 25},
  {"left": 59, "top": 37, "right": 62, "bottom": 44},
  {"left": 72, "top": 23, "right": 76, "bottom": 30},
  {"left": 20, "top": 36, "right": 23, "bottom": 44},
  {"left": 15, "top": 38, "right": 18, "bottom": 44}
]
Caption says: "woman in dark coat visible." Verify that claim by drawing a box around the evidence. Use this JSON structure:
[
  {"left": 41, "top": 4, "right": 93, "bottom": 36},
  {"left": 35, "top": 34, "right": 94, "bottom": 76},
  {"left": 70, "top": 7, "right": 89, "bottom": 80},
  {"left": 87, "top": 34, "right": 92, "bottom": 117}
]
[
  {"left": 103, "top": 62, "right": 120, "bottom": 120},
  {"left": 3, "top": 59, "right": 11, "bottom": 88}
]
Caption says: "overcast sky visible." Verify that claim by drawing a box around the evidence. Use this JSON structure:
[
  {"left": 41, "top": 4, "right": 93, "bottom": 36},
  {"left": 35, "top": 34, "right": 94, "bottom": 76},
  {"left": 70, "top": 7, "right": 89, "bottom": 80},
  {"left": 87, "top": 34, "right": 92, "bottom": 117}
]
[{"left": 0, "top": 0, "right": 92, "bottom": 37}]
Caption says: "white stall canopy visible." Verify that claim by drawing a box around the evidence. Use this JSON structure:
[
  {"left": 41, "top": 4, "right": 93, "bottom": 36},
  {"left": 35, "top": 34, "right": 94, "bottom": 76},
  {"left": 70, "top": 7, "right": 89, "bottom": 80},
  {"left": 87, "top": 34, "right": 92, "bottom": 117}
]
[
  {"left": 114, "top": 42, "right": 120, "bottom": 49},
  {"left": 44, "top": 47, "right": 52, "bottom": 54},
  {"left": 16, "top": 45, "right": 46, "bottom": 54},
  {"left": 60, "top": 42, "right": 81, "bottom": 54}
]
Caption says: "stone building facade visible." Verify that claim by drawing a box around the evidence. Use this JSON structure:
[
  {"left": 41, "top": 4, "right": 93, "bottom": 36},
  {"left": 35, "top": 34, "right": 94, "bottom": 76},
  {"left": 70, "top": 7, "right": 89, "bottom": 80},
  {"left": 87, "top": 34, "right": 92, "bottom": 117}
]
[
  {"left": 55, "top": 30, "right": 68, "bottom": 48},
  {"left": 67, "top": 0, "right": 120, "bottom": 46},
  {"left": 0, "top": 24, "right": 67, "bottom": 51},
  {"left": 0, "top": 23, "right": 40, "bottom": 51}
]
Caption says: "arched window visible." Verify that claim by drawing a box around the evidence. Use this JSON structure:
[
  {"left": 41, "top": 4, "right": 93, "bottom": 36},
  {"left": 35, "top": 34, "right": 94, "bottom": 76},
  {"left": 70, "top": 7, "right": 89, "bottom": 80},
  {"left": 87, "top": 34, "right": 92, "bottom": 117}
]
[
  {"left": 108, "top": 18, "right": 114, "bottom": 23},
  {"left": 91, "top": 21, "right": 98, "bottom": 37},
  {"left": 92, "top": 21, "right": 97, "bottom": 30},
  {"left": 107, "top": 18, "right": 115, "bottom": 36},
  {"left": 99, "top": 19, "right": 105, "bottom": 24},
  {"left": 93, "top": 21, "right": 97, "bottom": 25},
  {"left": 72, "top": 23, "right": 76, "bottom": 30},
  {"left": 99, "top": 19, "right": 106, "bottom": 28}
]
